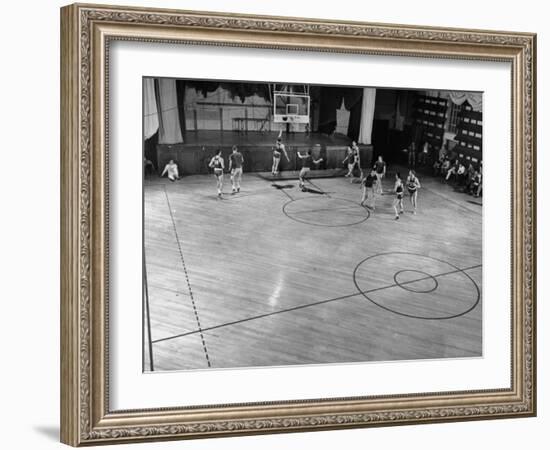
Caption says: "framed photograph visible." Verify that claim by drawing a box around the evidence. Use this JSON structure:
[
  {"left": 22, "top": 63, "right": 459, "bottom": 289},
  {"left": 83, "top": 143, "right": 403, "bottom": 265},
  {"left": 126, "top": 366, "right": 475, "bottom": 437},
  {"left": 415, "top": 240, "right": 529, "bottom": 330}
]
[{"left": 60, "top": 3, "right": 537, "bottom": 446}]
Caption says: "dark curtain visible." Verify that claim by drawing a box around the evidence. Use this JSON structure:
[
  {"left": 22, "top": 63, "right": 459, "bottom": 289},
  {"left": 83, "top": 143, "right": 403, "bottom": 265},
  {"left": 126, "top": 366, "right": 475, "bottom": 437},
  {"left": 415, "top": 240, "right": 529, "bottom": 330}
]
[
  {"left": 176, "top": 80, "right": 186, "bottom": 137},
  {"left": 343, "top": 88, "right": 363, "bottom": 141},
  {"left": 153, "top": 79, "right": 163, "bottom": 138},
  {"left": 186, "top": 81, "right": 271, "bottom": 102},
  {"left": 144, "top": 130, "right": 159, "bottom": 170},
  {"left": 318, "top": 87, "right": 342, "bottom": 135},
  {"left": 188, "top": 81, "right": 219, "bottom": 97}
]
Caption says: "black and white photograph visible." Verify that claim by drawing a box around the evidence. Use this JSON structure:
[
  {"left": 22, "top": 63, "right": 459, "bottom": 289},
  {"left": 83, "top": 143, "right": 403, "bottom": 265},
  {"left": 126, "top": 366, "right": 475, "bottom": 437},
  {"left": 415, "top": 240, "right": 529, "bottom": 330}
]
[{"left": 142, "top": 78, "right": 483, "bottom": 372}]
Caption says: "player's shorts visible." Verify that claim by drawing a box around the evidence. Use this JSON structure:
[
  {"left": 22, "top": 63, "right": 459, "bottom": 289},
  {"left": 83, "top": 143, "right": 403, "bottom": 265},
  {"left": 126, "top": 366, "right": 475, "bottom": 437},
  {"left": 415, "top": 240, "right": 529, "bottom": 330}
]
[
  {"left": 273, "top": 153, "right": 281, "bottom": 160},
  {"left": 214, "top": 168, "right": 223, "bottom": 176},
  {"left": 231, "top": 167, "right": 243, "bottom": 176},
  {"left": 407, "top": 187, "right": 417, "bottom": 194},
  {"left": 300, "top": 167, "right": 311, "bottom": 174},
  {"left": 396, "top": 192, "right": 404, "bottom": 200}
]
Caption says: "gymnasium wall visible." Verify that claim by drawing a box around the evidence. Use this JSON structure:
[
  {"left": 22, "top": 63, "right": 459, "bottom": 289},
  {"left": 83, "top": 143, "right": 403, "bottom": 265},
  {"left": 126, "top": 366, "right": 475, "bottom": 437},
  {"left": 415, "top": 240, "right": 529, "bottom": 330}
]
[
  {"left": 183, "top": 86, "right": 313, "bottom": 133},
  {"left": 182, "top": 85, "right": 354, "bottom": 134},
  {"left": 184, "top": 85, "right": 277, "bottom": 132}
]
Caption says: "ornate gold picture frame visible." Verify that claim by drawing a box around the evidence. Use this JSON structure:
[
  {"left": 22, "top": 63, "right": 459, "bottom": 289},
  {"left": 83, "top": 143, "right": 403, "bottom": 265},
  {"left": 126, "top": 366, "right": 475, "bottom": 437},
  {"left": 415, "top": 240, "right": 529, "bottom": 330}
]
[{"left": 60, "top": 3, "right": 536, "bottom": 446}]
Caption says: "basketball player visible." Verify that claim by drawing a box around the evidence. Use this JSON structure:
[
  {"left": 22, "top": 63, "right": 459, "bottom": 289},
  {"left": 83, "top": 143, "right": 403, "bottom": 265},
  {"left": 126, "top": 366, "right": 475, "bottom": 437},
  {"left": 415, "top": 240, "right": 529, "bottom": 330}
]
[
  {"left": 393, "top": 172, "right": 404, "bottom": 220},
  {"left": 160, "top": 159, "right": 180, "bottom": 182},
  {"left": 373, "top": 155, "right": 386, "bottom": 194},
  {"left": 208, "top": 149, "right": 225, "bottom": 198},
  {"left": 406, "top": 170, "right": 421, "bottom": 214},
  {"left": 272, "top": 129, "right": 290, "bottom": 175},
  {"left": 297, "top": 149, "right": 323, "bottom": 190},
  {"left": 228, "top": 145, "right": 244, "bottom": 194},
  {"left": 352, "top": 140, "right": 361, "bottom": 164},
  {"left": 360, "top": 168, "right": 377, "bottom": 210},
  {"left": 343, "top": 141, "right": 360, "bottom": 181}
]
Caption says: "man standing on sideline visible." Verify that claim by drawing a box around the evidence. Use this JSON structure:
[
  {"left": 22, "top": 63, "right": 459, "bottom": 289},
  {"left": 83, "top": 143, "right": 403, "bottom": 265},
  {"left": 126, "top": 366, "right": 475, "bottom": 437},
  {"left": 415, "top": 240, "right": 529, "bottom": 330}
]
[
  {"left": 228, "top": 145, "right": 244, "bottom": 194},
  {"left": 407, "top": 142, "right": 416, "bottom": 168},
  {"left": 373, "top": 155, "right": 386, "bottom": 194}
]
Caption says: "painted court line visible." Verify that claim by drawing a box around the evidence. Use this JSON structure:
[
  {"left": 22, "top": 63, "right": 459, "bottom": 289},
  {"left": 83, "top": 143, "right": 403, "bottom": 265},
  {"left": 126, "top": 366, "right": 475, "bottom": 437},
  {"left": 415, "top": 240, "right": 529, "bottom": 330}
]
[
  {"left": 152, "top": 263, "right": 482, "bottom": 345},
  {"left": 143, "top": 255, "right": 154, "bottom": 372},
  {"left": 164, "top": 185, "right": 211, "bottom": 367}
]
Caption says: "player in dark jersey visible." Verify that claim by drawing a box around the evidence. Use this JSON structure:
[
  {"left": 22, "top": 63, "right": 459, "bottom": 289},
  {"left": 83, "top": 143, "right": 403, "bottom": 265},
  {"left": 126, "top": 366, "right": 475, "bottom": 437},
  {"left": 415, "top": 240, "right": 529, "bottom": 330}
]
[
  {"left": 406, "top": 169, "right": 421, "bottom": 214},
  {"left": 342, "top": 141, "right": 360, "bottom": 181},
  {"left": 360, "top": 168, "right": 377, "bottom": 210},
  {"left": 393, "top": 172, "right": 404, "bottom": 220},
  {"left": 373, "top": 155, "right": 386, "bottom": 194},
  {"left": 208, "top": 149, "right": 225, "bottom": 198},
  {"left": 272, "top": 130, "right": 290, "bottom": 175},
  {"left": 297, "top": 149, "right": 323, "bottom": 190},
  {"left": 228, "top": 145, "right": 244, "bottom": 194}
]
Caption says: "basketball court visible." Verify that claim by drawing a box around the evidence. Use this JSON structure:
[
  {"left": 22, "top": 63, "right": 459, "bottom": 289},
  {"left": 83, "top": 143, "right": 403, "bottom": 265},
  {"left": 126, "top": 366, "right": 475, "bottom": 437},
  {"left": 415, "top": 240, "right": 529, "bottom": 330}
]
[{"left": 143, "top": 169, "right": 482, "bottom": 371}]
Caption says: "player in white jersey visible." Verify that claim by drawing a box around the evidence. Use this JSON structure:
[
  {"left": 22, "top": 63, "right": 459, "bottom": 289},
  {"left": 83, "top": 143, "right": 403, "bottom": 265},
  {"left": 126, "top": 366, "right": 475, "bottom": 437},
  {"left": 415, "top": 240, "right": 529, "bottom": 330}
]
[
  {"left": 160, "top": 160, "right": 180, "bottom": 181},
  {"left": 342, "top": 142, "right": 360, "bottom": 181},
  {"left": 228, "top": 145, "right": 244, "bottom": 193}
]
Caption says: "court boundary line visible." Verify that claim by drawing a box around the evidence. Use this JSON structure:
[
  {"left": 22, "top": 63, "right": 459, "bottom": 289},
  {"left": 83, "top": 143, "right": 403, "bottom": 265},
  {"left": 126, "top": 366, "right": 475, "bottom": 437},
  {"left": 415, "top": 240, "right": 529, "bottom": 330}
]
[
  {"left": 163, "top": 185, "right": 212, "bottom": 368},
  {"left": 152, "top": 263, "right": 482, "bottom": 345},
  {"left": 143, "top": 255, "right": 154, "bottom": 372}
]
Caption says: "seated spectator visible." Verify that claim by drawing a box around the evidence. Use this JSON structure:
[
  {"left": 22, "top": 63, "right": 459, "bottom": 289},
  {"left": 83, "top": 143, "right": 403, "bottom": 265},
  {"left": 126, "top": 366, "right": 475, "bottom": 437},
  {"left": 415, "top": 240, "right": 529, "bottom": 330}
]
[
  {"left": 456, "top": 163, "right": 467, "bottom": 185},
  {"left": 465, "top": 163, "right": 476, "bottom": 191},
  {"left": 440, "top": 157, "right": 451, "bottom": 177},
  {"left": 144, "top": 157, "right": 155, "bottom": 176},
  {"left": 475, "top": 163, "right": 483, "bottom": 197},
  {"left": 469, "top": 170, "right": 481, "bottom": 197},
  {"left": 445, "top": 159, "right": 459, "bottom": 182},
  {"left": 438, "top": 145, "right": 447, "bottom": 162},
  {"left": 161, "top": 160, "right": 180, "bottom": 181},
  {"left": 433, "top": 156, "right": 443, "bottom": 176}
]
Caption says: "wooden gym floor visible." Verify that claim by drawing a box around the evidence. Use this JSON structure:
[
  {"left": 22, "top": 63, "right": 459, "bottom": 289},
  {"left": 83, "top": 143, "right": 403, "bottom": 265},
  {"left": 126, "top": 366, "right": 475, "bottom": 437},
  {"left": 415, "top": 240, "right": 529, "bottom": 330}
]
[{"left": 143, "top": 169, "right": 482, "bottom": 372}]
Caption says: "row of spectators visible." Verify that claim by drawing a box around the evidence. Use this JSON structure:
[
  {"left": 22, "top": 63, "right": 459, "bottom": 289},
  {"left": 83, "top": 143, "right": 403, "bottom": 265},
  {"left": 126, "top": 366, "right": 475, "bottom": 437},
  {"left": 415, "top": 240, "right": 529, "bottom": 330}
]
[
  {"left": 404, "top": 141, "right": 482, "bottom": 198},
  {"left": 433, "top": 157, "right": 482, "bottom": 197}
]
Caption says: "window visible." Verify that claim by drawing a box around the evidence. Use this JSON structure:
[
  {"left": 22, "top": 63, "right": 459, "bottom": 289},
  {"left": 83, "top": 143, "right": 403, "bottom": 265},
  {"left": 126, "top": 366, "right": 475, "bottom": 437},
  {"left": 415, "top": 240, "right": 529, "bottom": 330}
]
[{"left": 447, "top": 102, "right": 464, "bottom": 134}]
